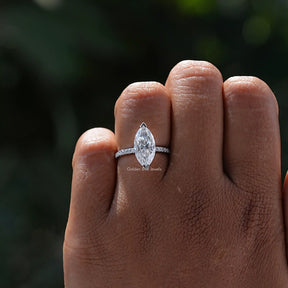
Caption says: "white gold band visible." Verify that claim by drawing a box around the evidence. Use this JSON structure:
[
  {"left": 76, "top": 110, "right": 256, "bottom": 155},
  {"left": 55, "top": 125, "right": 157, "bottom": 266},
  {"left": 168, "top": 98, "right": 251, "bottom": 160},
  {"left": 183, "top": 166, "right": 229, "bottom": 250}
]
[{"left": 115, "top": 146, "right": 170, "bottom": 158}]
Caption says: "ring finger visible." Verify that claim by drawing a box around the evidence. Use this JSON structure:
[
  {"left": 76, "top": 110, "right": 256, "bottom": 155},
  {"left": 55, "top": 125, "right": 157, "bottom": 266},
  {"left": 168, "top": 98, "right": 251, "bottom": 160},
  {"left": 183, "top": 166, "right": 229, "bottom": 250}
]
[{"left": 113, "top": 82, "right": 171, "bottom": 208}]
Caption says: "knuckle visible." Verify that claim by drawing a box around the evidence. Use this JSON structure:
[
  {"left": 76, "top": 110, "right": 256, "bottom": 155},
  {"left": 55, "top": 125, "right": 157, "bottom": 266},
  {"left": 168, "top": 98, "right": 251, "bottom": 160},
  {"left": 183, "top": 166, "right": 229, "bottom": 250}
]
[
  {"left": 237, "top": 195, "right": 283, "bottom": 262},
  {"left": 63, "top": 237, "right": 107, "bottom": 269},
  {"left": 73, "top": 128, "right": 115, "bottom": 167},
  {"left": 175, "top": 183, "right": 216, "bottom": 242},
  {"left": 238, "top": 194, "right": 274, "bottom": 241},
  {"left": 169, "top": 60, "right": 223, "bottom": 85},
  {"left": 114, "top": 81, "right": 166, "bottom": 117},
  {"left": 224, "top": 76, "right": 278, "bottom": 113}
]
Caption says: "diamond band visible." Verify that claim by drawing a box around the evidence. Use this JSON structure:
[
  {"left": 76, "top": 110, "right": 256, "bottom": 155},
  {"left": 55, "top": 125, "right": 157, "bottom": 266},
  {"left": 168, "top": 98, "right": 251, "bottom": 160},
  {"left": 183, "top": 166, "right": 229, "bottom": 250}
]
[
  {"left": 115, "top": 147, "right": 170, "bottom": 158},
  {"left": 115, "top": 122, "right": 170, "bottom": 170}
]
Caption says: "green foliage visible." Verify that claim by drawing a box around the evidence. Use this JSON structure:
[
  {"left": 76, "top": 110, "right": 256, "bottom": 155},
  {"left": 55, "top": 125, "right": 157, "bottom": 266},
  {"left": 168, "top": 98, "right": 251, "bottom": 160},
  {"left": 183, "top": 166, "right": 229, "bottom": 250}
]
[{"left": 1, "top": 0, "right": 288, "bottom": 286}]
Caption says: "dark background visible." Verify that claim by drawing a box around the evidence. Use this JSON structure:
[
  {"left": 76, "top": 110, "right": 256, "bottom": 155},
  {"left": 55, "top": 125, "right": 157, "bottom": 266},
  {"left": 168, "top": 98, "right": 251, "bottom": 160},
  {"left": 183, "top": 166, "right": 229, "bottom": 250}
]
[{"left": 1, "top": 0, "right": 288, "bottom": 287}]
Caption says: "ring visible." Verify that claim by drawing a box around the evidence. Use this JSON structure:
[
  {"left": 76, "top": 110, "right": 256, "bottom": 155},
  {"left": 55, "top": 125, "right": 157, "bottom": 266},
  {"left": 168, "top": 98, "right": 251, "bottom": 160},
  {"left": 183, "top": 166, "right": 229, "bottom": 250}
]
[{"left": 115, "top": 122, "right": 170, "bottom": 170}]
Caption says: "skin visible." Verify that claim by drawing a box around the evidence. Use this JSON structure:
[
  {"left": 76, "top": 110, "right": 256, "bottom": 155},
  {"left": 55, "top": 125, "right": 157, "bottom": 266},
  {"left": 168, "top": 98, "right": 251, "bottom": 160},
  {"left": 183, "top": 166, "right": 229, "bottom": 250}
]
[{"left": 63, "top": 60, "right": 288, "bottom": 287}]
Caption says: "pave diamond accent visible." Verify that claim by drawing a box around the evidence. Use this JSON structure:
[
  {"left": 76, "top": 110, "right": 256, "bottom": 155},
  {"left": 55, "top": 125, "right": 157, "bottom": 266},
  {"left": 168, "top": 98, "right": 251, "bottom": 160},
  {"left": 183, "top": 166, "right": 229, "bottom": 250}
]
[
  {"left": 115, "top": 147, "right": 135, "bottom": 158},
  {"left": 134, "top": 122, "right": 156, "bottom": 170}
]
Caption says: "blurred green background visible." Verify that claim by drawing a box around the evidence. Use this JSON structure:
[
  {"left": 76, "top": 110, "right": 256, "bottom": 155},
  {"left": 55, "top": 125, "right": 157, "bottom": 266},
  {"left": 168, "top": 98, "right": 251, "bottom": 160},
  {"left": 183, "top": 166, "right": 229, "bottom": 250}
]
[{"left": 1, "top": 0, "right": 288, "bottom": 287}]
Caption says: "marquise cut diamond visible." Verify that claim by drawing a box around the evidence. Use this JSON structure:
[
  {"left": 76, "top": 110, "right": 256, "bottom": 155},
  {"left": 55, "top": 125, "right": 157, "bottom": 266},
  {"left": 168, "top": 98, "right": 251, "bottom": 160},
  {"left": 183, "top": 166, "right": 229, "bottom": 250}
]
[{"left": 134, "top": 122, "right": 156, "bottom": 169}]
